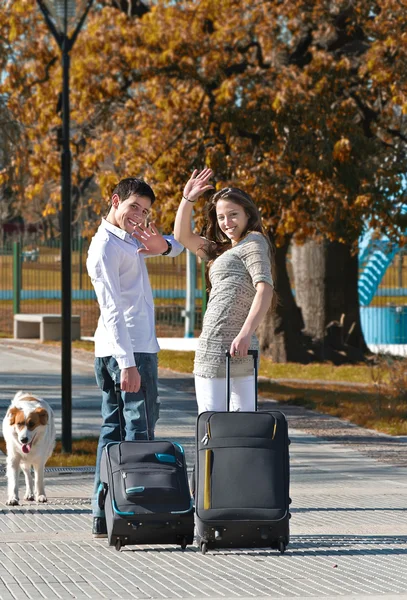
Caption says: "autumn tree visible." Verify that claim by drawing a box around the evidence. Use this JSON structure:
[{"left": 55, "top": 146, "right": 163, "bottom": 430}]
[{"left": 1, "top": 0, "right": 406, "bottom": 361}]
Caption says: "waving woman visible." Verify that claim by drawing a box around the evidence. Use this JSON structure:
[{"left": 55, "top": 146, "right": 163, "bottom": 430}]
[{"left": 174, "top": 169, "right": 275, "bottom": 414}]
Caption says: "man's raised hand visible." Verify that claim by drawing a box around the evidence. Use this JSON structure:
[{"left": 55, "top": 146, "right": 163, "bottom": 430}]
[{"left": 132, "top": 222, "right": 168, "bottom": 255}]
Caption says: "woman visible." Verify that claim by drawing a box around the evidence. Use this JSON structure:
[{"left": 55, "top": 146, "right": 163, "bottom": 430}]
[{"left": 174, "top": 168, "right": 275, "bottom": 413}]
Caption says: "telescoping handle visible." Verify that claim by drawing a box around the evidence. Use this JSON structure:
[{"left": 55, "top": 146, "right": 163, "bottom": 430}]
[
  {"left": 225, "top": 349, "right": 258, "bottom": 412},
  {"left": 114, "top": 382, "right": 126, "bottom": 442},
  {"left": 114, "top": 381, "right": 151, "bottom": 441}
]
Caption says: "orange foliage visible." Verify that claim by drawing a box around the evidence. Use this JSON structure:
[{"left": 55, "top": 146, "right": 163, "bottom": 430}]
[{"left": 1, "top": 0, "right": 406, "bottom": 245}]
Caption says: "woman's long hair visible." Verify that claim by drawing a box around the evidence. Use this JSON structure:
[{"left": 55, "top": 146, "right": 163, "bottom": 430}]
[{"left": 201, "top": 187, "right": 277, "bottom": 310}]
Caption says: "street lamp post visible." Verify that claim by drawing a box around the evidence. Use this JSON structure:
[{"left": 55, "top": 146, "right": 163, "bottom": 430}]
[{"left": 37, "top": 0, "right": 94, "bottom": 452}]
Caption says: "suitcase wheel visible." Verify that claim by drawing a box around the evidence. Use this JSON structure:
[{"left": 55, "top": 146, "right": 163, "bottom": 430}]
[
  {"left": 200, "top": 542, "right": 208, "bottom": 555},
  {"left": 176, "top": 536, "right": 188, "bottom": 550},
  {"left": 176, "top": 535, "right": 190, "bottom": 550},
  {"left": 278, "top": 540, "right": 286, "bottom": 554},
  {"left": 115, "top": 538, "right": 123, "bottom": 552}
]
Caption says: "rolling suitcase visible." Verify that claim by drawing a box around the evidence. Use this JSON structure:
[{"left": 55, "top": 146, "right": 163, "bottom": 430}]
[
  {"left": 195, "top": 350, "right": 290, "bottom": 554},
  {"left": 99, "top": 382, "right": 194, "bottom": 551}
]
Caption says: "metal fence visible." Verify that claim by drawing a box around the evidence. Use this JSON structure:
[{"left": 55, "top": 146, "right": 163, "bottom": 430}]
[
  {"left": 359, "top": 243, "right": 407, "bottom": 346},
  {"left": 0, "top": 233, "right": 406, "bottom": 345},
  {"left": 0, "top": 236, "right": 206, "bottom": 338}
]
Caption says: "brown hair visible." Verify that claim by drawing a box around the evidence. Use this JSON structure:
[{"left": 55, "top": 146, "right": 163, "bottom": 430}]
[
  {"left": 105, "top": 177, "right": 155, "bottom": 216},
  {"left": 201, "top": 187, "right": 277, "bottom": 310}
]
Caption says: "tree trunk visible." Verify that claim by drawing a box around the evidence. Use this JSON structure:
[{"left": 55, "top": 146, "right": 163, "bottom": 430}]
[
  {"left": 291, "top": 240, "right": 325, "bottom": 340},
  {"left": 292, "top": 238, "right": 369, "bottom": 362},
  {"left": 258, "top": 235, "right": 314, "bottom": 363},
  {"left": 258, "top": 236, "right": 369, "bottom": 364},
  {"left": 324, "top": 240, "right": 369, "bottom": 358}
]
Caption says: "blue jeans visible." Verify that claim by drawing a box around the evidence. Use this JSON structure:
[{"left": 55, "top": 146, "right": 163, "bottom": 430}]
[{"left": 92, "top": 353, "right": 159, "bottom": 517}]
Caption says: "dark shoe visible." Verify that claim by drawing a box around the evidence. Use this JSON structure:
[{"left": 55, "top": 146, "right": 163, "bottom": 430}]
[{"left": 92, "top": 517, "right": 107, "bottom": 538}]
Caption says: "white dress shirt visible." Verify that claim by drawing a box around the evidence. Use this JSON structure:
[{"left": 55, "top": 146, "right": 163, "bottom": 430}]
[{"left": 86, "top": 219, "right": 184, "bottom": 369}]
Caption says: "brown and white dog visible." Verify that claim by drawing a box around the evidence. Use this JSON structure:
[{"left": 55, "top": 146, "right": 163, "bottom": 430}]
[{"left": 2, "top": 391, "right": 56, "bottom": 505}]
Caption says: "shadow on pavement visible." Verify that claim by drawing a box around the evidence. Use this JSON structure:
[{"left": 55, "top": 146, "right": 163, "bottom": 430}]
[
  {"left": 117, "top": 534, "right": 407, "bottom": 556},
  {"left": 293, "top": 506, "right": 407, "bottom": 512}
]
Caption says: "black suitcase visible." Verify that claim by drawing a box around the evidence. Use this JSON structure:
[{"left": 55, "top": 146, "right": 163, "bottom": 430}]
[
  {"left": 99, "top": 383, "right": 194, "bottom": 551},
  {"left": 195, "top": 350, "right": 290, "bottom": 554}
]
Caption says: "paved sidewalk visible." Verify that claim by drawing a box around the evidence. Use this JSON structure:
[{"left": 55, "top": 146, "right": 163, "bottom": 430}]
[{"left": 1, "top": 341, "right": 407, "bottom": 600}]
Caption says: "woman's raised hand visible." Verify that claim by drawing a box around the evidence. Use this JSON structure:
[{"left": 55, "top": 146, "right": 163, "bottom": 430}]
[{"left": 183, "top": 168, "right": 214, "bottom": 203}]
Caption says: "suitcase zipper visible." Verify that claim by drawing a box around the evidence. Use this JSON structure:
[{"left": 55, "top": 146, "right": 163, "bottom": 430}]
[
  {"left": 201, "top": 421, "right": 211, "bottom": 445},
  {"left": 204, "top": 449, "right": 212, "bottom": 510},
  {"left": 122, "top": 464, "right": 177, "bottom": 484},
  {"left": 202, "top": 415, "right": 277, "bottom": 442}
]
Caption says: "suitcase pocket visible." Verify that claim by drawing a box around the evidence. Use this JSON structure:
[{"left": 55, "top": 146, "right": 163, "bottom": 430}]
[
  {"left": 200, "top": 446, "right": 286, "bottom": 512},
  {"left": 122, "top": 466, "right": 180, "bottom": 501}
]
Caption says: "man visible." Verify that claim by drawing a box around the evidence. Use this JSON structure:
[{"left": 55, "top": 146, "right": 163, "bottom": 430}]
[{"left": 86, "top": 177, "right": 184, "bottom": 537}]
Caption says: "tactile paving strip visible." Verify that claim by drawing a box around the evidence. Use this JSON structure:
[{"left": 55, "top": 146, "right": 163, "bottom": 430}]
[{"left": 0, "top": 537, "right": 407, "bottom": 600}]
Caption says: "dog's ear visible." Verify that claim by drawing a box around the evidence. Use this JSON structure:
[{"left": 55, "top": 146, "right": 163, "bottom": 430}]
[
  {"left": 34, "top": 408, "right": 49, "bottom": 426},
  {"left": 7, "top": 407, "right": 19, "bottom": 425}
]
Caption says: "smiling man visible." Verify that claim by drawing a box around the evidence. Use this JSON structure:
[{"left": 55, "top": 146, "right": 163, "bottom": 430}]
[{"left": 86, "top": 177, "right": 184, "bottom": 538}]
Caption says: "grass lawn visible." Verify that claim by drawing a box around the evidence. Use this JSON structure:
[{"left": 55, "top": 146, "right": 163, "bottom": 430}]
[
  {"left": 0, "top": 437, "right": 98, "bottom": 468},
  {"left": 259, "top": 380, "right": 407, "bottom": 436},
  {"left": 157, "top": 349, "right": 377, "bottom": 385}
]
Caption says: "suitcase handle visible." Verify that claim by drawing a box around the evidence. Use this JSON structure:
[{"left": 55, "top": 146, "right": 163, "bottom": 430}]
[
  {"left": 114, "top": 380, "right": 151, "bottom": 441},
  {"left": 225, "top": 350, "right": 258, "bottom": 411}
]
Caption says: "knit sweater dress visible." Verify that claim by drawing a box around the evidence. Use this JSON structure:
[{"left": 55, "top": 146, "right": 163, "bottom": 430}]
[{"left": 194, "top": 232, "right": 273, "bottom": 379}]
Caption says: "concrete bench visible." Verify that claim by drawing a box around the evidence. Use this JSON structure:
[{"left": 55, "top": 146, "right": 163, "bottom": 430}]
[{"left": 14, "top": 314, "right": 81, "bottom": 342}]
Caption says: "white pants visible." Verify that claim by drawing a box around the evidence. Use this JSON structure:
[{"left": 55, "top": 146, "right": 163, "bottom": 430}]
[{"left": 195, "top": 375, "right": 255, "bottom": 414}]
